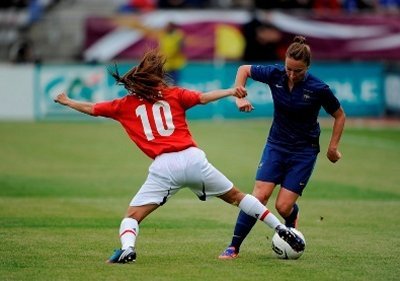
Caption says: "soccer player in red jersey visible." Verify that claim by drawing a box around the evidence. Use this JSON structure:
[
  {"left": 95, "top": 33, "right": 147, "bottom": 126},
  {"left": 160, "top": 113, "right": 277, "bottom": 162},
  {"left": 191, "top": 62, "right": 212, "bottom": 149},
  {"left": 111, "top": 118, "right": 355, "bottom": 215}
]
[{"left": 54, "top": 48, "right": 304, "bottom": 263}]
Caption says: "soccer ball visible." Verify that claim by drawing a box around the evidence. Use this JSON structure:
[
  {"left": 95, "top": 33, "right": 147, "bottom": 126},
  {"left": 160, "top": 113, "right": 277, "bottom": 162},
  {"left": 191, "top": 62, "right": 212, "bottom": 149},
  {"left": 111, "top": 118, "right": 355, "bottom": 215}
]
[{"left": 271, "top": 228, "right": 306, "bottom": 260}]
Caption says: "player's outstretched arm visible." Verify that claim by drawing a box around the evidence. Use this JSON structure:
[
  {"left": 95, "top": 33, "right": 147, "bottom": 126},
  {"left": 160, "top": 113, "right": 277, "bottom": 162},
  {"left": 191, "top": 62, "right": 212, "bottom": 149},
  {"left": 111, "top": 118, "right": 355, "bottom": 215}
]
[
  {"left": 54, "top": 92, "right": 95, "bottom": 115},
  {"left": 199, "top": 86, "right": 247, "bottom": 104}
]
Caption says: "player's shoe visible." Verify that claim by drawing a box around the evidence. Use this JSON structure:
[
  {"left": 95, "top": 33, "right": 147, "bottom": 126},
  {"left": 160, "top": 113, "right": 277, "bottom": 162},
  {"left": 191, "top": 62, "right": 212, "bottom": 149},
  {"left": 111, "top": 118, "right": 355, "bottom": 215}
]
[
  {"left": 275, "top": 225, "right": 305, "bottom": 252},
  {"left": 285, "top": 205, "right": 299, "bottom": 228},
  {"left": 106, "top": 246, "right": 136, "bottom": 264},
  {"left": 293, "top": 211, "right": 299, "bottom": 229},
  {"left": 218, "top": 246, "right": 239, "bottom": 260},
  {"left": 285, "top": 211, "right": 299, "bottom": 228}
]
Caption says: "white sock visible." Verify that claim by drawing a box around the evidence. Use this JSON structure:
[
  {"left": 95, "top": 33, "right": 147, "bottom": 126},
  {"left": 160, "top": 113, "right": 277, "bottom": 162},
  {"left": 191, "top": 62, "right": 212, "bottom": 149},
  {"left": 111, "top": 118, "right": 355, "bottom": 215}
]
[
  {"left": 238, "top": 194, "right": 283, "bottom": 230},
  {"left": 119, "top": 217, "right": 139, "bottom": 250}
]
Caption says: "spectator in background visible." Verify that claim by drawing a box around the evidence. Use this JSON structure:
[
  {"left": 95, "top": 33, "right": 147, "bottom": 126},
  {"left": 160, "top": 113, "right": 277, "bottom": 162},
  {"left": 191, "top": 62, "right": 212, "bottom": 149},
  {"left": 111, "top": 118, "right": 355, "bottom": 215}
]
[
  {"left": 117, "top": 0, "right": 156, "bottom": 12},
  {"left": 254, "top": 0, "right": 312, "bottom": 9},
  {"left": 342, "top": 0, "right": 376, "bottom": 12},
  {"left": 377, "top": 0, "right": 400, "bottom": 13},
  {"left": 112, "top": 18, "right": 186, "bottom": 84},
  {"left": 0, "top": 0, "right": 29, "bottom": 9},
  {"left": 8, "top": 34, "right": 36, "bottom": 63},
  {"left": 158, "top": 0, "right": 208, "bottom": 8},
  {"left": 312, "top": 0, "right": 341, "bottom": 12},
  {"left": 242, "top": 15, "right": 283, "bottom": 62},
  {"left": 158, "top": 0, "right": 187, "bottom": 8},
  {"left": 158, "top": 22, "right": 187, "bottom": 84}
]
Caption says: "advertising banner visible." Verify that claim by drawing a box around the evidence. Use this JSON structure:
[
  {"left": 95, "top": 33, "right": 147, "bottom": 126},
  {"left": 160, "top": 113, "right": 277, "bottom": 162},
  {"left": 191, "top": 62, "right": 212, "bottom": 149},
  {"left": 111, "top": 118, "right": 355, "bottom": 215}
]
[
  {"left": 84, "top": 10, "right": 400, "bottom": 62},
  {"left": 384, "top": 64, "right": 400, "bottom": 116},
  {"left": 35, "top": 62, "right": 385, "bottom": 120}
]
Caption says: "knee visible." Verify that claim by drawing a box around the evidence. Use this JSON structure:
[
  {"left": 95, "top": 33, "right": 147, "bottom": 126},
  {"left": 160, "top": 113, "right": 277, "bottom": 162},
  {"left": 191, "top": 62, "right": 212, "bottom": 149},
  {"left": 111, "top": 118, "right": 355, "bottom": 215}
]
[
  {"left": 230, "top": 188, "right": 245, "bottom": 205},
  {"left": 220, "top": 187, "right": 245, "bottom": 206},
  {"left": 126, "top": 212, "right": 141, "bottom": 223},
  {"left": 275, "top": 201, "right": 293, "bottom": 217},
  {"left": 125, "top": 207, "right": 145, "bottom": 223},
  {"left": 252, "top": 183, "right": 273, "bottom": 205},
  {"left": 252, "top": 194, "right": 267, "bottom": 205}
]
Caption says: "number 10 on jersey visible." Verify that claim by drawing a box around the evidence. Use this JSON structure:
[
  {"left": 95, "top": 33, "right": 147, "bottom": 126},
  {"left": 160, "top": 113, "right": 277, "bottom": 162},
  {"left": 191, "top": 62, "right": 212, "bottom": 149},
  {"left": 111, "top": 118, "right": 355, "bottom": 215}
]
[{"left": 135, "top": 101, "right": 175, "bottom": 141}]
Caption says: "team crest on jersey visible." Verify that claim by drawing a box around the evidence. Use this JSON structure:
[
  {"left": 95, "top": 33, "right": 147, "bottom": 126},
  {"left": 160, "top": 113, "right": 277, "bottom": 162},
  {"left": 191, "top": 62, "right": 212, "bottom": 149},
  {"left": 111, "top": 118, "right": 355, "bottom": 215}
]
[{"left": 303, "top": 89, "right": 313, "bottom": 101}]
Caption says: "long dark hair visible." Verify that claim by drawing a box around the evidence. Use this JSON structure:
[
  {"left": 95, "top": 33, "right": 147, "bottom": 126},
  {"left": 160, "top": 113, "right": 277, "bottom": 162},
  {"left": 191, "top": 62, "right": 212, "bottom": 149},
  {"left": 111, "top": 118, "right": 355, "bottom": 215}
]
[{"left": 108, "top": 49, "right": 170, "bottom": 102}]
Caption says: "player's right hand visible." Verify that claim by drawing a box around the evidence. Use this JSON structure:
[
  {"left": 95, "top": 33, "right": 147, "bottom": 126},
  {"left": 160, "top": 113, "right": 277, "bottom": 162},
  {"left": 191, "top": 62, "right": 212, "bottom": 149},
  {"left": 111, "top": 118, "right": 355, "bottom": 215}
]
[
  {"left": 54, "top": 92, "right": 69, "bottom": 106},
  {"left": 233, "top": 86, "right": 247, "bottom": 98},
  {"left": 236, "top": 97, "right": 254, "bottom": 112}
]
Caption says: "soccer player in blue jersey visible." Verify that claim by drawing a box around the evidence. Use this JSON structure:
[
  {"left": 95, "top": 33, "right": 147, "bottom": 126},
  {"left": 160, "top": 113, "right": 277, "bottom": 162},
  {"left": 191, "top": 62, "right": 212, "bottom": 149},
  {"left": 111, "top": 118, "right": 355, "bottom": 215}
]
[{"left": 219, "top": 35, "right": 346, "bottom": 259}]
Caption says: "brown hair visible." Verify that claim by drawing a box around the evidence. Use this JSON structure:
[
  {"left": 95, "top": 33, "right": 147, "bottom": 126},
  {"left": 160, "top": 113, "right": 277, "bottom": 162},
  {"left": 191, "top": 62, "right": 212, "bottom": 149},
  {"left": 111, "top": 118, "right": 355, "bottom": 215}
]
[
  {"left": 285, "top": 36, "right": 311, "bottom": 66},
  {"left": 109, "top": 48, "right": 170, "bottom": 102}
]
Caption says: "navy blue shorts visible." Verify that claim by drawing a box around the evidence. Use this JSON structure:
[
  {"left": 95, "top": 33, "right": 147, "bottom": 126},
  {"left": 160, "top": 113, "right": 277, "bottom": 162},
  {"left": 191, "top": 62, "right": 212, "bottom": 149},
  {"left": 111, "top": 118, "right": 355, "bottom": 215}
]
[{"left": 255, "top": 145, "right": 318, "bottom": 196}]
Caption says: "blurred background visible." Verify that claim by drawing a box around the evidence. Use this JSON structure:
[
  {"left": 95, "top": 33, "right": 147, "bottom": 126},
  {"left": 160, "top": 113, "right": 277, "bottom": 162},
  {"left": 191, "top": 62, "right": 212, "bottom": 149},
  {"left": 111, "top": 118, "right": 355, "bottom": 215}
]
[{"left": 1, "top": 0, "right": 400, "bottom": 121}]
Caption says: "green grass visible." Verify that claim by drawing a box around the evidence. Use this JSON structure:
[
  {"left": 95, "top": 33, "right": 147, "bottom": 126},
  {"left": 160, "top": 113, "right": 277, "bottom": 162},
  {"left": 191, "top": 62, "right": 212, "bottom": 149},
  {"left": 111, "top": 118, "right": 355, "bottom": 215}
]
[{"left": 1, "top": 120, "right": 400, "bottom": 281}]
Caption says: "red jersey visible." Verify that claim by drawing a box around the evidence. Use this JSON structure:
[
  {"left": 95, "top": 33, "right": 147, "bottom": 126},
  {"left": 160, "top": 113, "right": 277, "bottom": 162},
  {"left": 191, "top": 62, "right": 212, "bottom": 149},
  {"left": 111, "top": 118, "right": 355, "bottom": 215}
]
[{"left": 93, "top": 86, "right": 201, "bottom": 159}]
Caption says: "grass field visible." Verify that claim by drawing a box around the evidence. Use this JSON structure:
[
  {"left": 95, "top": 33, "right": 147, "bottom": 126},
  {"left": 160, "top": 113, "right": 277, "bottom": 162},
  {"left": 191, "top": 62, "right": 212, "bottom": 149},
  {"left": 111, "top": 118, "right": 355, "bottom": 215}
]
[{"left": 1, "top": 119, "right": 399, "bottom": 281}]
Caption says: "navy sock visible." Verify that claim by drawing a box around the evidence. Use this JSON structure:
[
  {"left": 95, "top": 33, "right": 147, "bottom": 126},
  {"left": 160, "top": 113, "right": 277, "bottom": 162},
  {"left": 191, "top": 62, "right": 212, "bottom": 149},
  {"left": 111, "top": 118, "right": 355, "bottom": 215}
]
[
  {"left": 230, "top": 210, "right": 257, "bottom": 252},
  {"left": 284, "top": 203, "right": 299, "bottom": 228}
]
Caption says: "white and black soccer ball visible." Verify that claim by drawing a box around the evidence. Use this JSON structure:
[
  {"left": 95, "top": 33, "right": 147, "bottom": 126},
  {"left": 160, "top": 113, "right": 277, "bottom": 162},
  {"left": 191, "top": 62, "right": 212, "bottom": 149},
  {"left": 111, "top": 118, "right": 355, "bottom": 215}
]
[{"left": 271, "top": 228, "right": 306, "bottom": 260}]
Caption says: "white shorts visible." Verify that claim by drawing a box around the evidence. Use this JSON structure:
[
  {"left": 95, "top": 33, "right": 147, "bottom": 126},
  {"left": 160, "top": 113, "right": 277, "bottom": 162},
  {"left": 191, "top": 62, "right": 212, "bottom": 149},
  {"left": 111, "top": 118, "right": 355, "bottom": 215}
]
[{"left": 129, "top": 147, "right": 233, "bottom": 206}]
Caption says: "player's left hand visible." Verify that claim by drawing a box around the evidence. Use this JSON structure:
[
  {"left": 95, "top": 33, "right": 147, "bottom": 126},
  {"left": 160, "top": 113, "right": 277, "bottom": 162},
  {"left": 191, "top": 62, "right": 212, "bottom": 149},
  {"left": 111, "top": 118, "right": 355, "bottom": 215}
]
[
  {"left": 327, "top": 148, "right": 342, "bottom": 163},
  {"left": 236, "top": 97, "right": 254, "bottom": 112}
]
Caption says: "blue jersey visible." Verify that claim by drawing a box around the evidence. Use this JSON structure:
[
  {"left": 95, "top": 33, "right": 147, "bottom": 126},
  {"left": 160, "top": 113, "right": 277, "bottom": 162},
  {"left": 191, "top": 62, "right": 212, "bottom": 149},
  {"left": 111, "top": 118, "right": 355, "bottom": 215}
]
[{"left": 251, "top": 64, "right": 340, "bottom": 152}]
